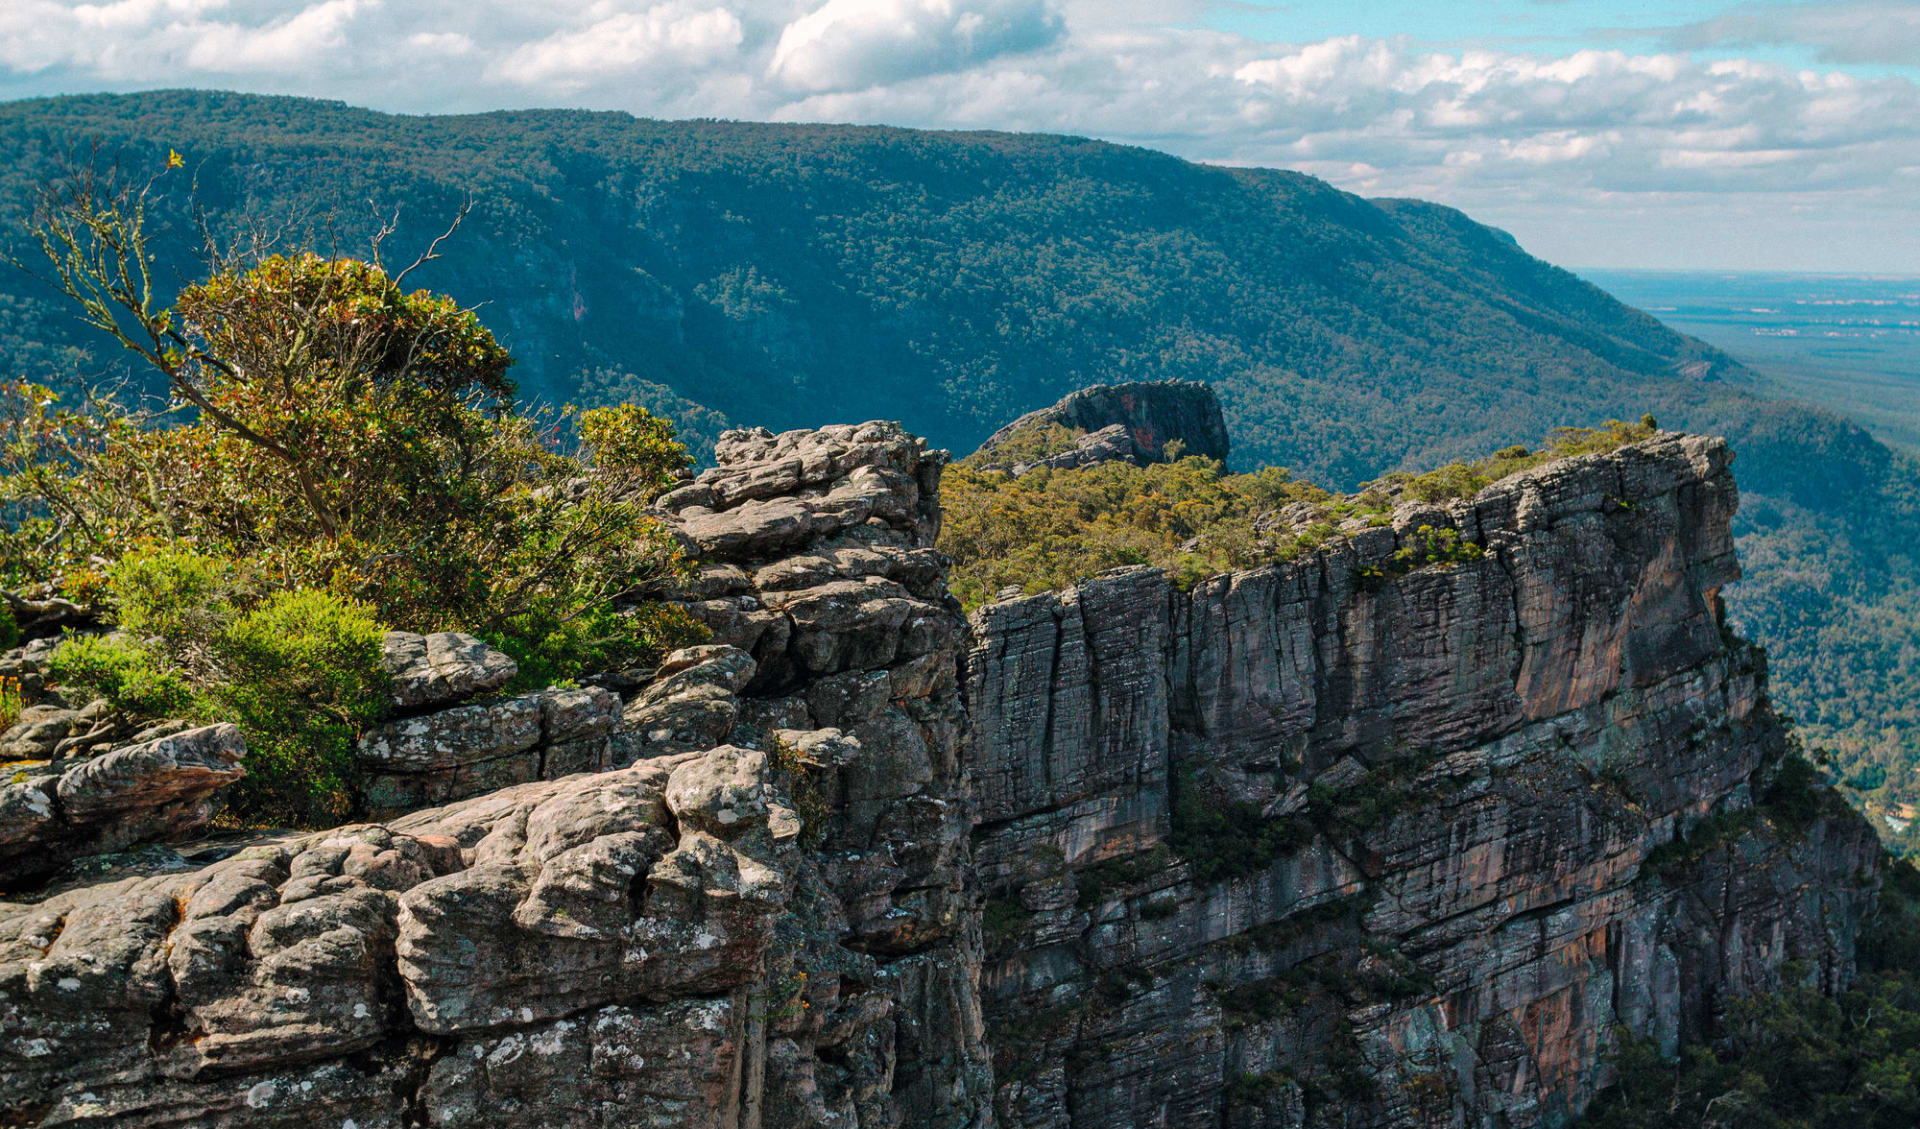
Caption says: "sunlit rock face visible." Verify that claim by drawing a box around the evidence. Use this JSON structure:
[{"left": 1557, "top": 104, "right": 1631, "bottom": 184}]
[
  {"left": 0, "top": 422, "right": 1881, "bottom": 1129},
  {"left": 968, "top": 432, "right": 1881, "bottom": 1129},
  {"left": 0, "top": 421, "right": 991, "bottom": 1129}
]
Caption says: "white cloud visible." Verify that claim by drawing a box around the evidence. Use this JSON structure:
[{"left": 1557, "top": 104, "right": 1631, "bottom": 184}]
[
  {"left": 2, "top": 0, "right": 1919, "bottom": 267},
  {"left": 768, "top": 0, "right": 1063, "bottom": 92},
  {"left": 493, "top": 5, "right": 745, "bottom": 89},
  {"left": 182, "top": 0, "right": 374, "bottom": 72}
]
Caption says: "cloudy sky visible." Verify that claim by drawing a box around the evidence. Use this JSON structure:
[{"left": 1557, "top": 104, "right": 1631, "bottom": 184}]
[{"left": 3, "top": 0, "right": 1918, "bottom": 271}]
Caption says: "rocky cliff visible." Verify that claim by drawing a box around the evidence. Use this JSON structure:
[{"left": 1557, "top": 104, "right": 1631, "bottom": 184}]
[
  {"left": 0, "top": 422, "right": 992, "bottom": 1129},
  {"left": 966, "top": 431, "right": 1881, "bottom": 1128},
  {"left": 969, "top": 381, "right": 1231, "bottom": 475},
  {"left": 0, "top": 420, "right": 1883, "bottom": 1129}
]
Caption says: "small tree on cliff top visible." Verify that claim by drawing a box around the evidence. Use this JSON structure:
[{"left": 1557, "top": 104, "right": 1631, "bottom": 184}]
[{"left": 4, "top": 154, "right": 701, "bottom": 676}]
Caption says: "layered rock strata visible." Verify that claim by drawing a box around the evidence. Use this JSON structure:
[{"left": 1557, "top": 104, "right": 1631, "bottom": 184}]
[
  {"left": 967, "top": 432, "right": 1881, "bottom": 1129},
  {"left": 0, "top": 724, "right": 247, "bottom": 891},
  {"left": 0, "top": 421, "right": 992, "bottom": 1129},
  {"left": 0, "top": 420, "right": 1884, "bottom": 1129}
]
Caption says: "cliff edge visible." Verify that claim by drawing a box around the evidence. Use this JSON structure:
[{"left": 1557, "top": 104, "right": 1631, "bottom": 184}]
[
  {"left": 0, "top": 422, "right": 1883, "bottom": 1129},
  {"left": 967, "top": 431, "right": 1880, "bottom": 1128}
]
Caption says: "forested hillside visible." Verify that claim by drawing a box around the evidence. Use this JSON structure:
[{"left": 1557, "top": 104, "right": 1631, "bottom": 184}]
[{"left": 0, "top": 90, "right": 1914, "bottom": 841}]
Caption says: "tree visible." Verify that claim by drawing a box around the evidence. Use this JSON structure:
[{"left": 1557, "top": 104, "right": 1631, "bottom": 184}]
[
  {"left": 2, "top": 156, "right": 706, "bottom": 824},
  {"left": 7, "top": 157, "right": 697, "bottom": 657}
]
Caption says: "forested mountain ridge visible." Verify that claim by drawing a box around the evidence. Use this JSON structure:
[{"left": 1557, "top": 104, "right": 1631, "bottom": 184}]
[{"left": 0, "top": 89, "right": 1915, "bottom": 839}]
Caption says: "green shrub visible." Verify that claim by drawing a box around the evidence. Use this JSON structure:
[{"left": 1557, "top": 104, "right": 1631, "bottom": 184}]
[
  {"left": 106, "top": 547, "right": 238, "bottom": 672},
  {"left": 45, "top": 634, "right": 194, "bottom": 719},
  {"left": 207, "top": 589, "right": 389, "bottom": 827},
  {"left": 984, "top": 897, "right": 1033, "bottom": 954},
  {"left": 1169, "top": 769, "right": 1317, "bottom": 884},
  {"left": 488, "top": 600, "right": 706, "bottom": 693}
]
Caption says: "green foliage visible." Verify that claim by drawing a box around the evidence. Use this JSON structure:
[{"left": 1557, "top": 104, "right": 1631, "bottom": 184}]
[
  {"left": 1372, "top": 417, "right": 1661, "bottom": 505},
  {"left": 205, "top": 589, "right": 388, "bottom": 827},
  {"left": 106, "top": 546, "right": 238, "bottom": 672},
  {"left": 44, "top": 634, "right": 194, "bottom": 719},
  {"left": 940, "top": 456, "right": 1339, "bottom": 610},
  {"left": 3, "top": 95, "right": 1918, "bottom": 854},
  {"left": 1582, "top": 859, "right": 1920, "bottom": 1129},
  {"left": 983, "top": 897, "right": 1032, "bottom": 955},
  {"left": 3, "top": 230, "right": 698, "bottom": 682},
  {"left": 0, "top": 673, "right": 19, "bottom": 732},
  {"left": 578, "top": 402, "right": 693, "bottom": 487},
  {"left": 1356, "top": 524, "right": 1484, "bottom": 590},
  {"left": 1169, "top": 771, "right": 1316, "bottom": 886},
  {"left": 965, "top": 420, "right": 1084, "bottom": 468}
]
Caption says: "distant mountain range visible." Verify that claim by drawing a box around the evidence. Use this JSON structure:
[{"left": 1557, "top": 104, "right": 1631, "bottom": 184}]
[{"left": 2, "top": 90, "right": 1916, "bottom": 843}]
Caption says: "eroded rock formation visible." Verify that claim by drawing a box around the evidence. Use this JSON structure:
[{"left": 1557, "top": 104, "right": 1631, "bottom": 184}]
[
  {"left": 0, "top": 421, "right": 992, "bottom": 1129},
  {"left": 967, "top": 432, "right": 1881, "bottom": 1128},
  {"left": 0, "top": 418, "right": 1884, "bottom": 1129},
  {"left": 969, "top": 380, "right": 1231, "bottom": 475}
]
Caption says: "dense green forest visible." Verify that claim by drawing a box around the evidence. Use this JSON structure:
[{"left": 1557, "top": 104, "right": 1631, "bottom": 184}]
[{"left": 0, "top": 90, "right": 1915, "bottom": 845}]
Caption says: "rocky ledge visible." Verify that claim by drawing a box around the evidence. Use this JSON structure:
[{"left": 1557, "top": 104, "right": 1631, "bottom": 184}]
[
  {"left": 0, "top": 420, "right": 991, "bottom": 1129},
  {"left": 0, "top": 419, "right": 1885, "bottom": 1129},
  {"left": 967, "top": 431, "right": 1881, "bottom": 1129}
]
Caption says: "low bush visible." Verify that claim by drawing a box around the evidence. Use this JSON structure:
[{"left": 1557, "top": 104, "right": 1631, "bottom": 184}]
[
  {"left": 205, "top": 588, "right": 388, "bottom": 827},
  {"left": 46, "top": 634, "right": 195, "bottom": 719}
]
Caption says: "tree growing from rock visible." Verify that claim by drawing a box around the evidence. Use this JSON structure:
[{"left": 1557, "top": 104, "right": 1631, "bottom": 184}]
[{"left": 2, "top": 154, "right": 705, "bottom": 823}]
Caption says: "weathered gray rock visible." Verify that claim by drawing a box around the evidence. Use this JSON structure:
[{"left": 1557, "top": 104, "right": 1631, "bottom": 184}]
[
  {"left": 0, "top": 422, "right": 1879, "bottom": 1129},
  {"left": 0, "top": 724, "right": 247, "bottom": 891},
  {"left": 382, "top": 630, "right": 519, "bottom": 709},
  {"left": 970, "top": 379, "right": 1232, "bottom": 475},
  {"left": 968, "top": 432, "right": 1882, "bottom": 1129},
  {"left": 0, "top": 420, "right": 992, "bottom": 1129},
  {"left": 357, "top": 685, "right": 623, "bottom": 816}
]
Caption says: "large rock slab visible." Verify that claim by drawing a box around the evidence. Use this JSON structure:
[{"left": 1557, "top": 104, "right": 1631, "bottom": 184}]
[{"left": 0, "top": 724, "right": 246, "bottom": 891}]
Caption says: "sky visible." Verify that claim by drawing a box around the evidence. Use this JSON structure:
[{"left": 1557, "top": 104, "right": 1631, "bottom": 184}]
[{"left": 2, "top": 1, "right": 1919, "bottom": 271}]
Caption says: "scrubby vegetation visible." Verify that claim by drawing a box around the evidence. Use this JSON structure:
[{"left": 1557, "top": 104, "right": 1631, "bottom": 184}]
[
  {"left": 1372, "top": 416, "right": 1660, "bottom": 504},
  {"left": 2, "top": 94, "right": 1917, "bottom": 855},
  {"left": 941, "top": 420, "right": 1661, "bottom": 612},
  {"left": 2, "top": 156, "right": 701, "bottom": 824},
  {"left": 964, "top": 420, "right": 1087, "bottom": 469},
  {"left": 940, "top": 455, "right": 1338, "bottom": 608}
]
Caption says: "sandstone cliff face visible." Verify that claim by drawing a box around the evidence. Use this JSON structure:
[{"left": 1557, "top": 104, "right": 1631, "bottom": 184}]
[
  {"left": 0, "top": 422, "right": 992, "bottom": 1129},
  {"left": 966, "top": 432, "right": 1881, "bottom": 1129},
  {"left": 0, "top": 422, "right": 1883, "bottom": 1129}
]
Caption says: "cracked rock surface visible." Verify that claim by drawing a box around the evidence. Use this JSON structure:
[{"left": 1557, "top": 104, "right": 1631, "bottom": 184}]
[
  {"left": 0, "top": 423, "right": 1884, "bottom": 1129},
  {"left": 968, "top": 432, "right": 1882, "bottom": 1129},
  {"left": 0, "top": 420, "right": 992, "bottom": 1129}
]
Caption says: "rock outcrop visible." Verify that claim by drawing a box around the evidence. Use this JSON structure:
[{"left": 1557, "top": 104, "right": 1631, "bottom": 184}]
[
  {"left": 0, "top": 419, "right": 1885, "bottom": 1129},
  {"left": 0, "top": 724, "right": 248, "bottom": 892},
  {"left": 0, "top": 421, "right": 993, "bottom": 1129},
  {"left": 966, "top": 432, "right": 1881, "bottom": 1129},
  {"left": 970, "top": 380, "right": 1231, "bottom": 474}
]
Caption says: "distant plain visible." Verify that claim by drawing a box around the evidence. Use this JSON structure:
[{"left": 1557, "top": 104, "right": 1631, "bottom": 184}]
[{"left": 1585, "top": 269, "right": 1920, "bottom": 454}]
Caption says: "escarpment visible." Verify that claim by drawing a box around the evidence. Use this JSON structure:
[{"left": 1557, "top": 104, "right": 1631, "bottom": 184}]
[
  {"left": 0, "top": 416, "right": 1885, "bottom": 1129},
  {"left": 967, "top": 431, "right": 1881, "bottom": 1128}
]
